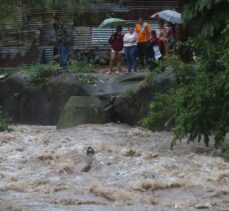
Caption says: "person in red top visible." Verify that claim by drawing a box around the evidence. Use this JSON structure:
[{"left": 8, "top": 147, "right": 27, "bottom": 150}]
[
  {"left": 148, "top": 30, "right": 164, "bottom": 58},
  {"left": 106, "top": 25, "right": 124, "bottom": 75}
]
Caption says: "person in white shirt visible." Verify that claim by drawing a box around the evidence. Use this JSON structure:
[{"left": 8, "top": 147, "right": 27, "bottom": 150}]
[
  {"left": 123, "top": 24, "right": 138, "bottom": 73},
  {"left": 147, "top": 30, "right": 164, "bottom": 70},
  {"left": 148, "top": 30, "right": 163, "bottom": 61}
]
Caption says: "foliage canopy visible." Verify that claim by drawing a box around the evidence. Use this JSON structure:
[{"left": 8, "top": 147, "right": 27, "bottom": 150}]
[
  {"left": 182, "top": 0, "right": 229, "bottom": 37},
  {"left": 0, "top": 0, "right": 92, "bottom": 23},
  {"left": 141, "top": 0, "right": 229, "bottom": 154}
]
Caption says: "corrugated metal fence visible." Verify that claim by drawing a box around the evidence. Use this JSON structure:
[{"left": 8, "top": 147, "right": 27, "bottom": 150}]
[{"left": 0, "top": 0, "right": 181, "bottom": 67}]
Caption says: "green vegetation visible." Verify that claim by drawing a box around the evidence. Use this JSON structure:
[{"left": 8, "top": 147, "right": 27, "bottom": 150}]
[
  {"left": 0, "top": 0, "right": 89, "bottom": 18},
  {"left": 141, "top": 0, "right": 229, "bottom": 155},
  {"left": 222, "top": 144, "right": 229, "bottom": 161},
  {"left": 0, "top": 0, "right": 105, "bottom": 27},
  {"left": 77, "top": 74, "right": 96, "bottom": 85},
  {"left": 0, "top": 106, "right": 12, "bottom": 132},
  {"left": 68, "top": 62, "right": 95, "bottom": 73},
  {"left": 0, "top": 0, "right": 18, "bottom": 23},
  {"left": 18, "top": 64, "right": 60, "bottom": 84},
  {"left": 182, "top": 0, "right": 228, "bottom": 37},
  {"left": 15, "top": 62, "right": 95, "bottom": 84}
]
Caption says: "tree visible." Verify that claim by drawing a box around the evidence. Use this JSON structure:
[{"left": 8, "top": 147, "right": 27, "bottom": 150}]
[
  {"left": 0, "top": 0, "right": 91, "bottom": 22},
  {"left": 182, "top": 0, "right": 229, "bottom": 37},
  {"left": 141, "top": 0, "right": 229, "bottom": 152}
]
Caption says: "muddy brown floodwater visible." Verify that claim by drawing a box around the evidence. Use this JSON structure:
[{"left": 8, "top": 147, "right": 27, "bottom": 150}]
[{"left": 0, "top": 123, "right": 229, "bottom": 211}]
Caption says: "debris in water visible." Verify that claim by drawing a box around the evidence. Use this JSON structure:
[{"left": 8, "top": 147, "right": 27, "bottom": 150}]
[
  {"left": 131, "top": 178, "right": 186, "bottom": 192},
  {"left": 125, "top": 149, "right": 136, "bottom": 157},
  {"left": 195, "top": 202, "right": 212, "bottom": 209},
  {"left": 122, "top": 148, "right": 142, "bottom": 157},
  {"left": 217, "top": 170, "right": 229, "bottom": 182},
  {"left": 89, "top": 182, "right": 134, "bottom": 204},
  {"left": 58, "top": 162, "right": 75, "bottom": 174},
  {"left": 80, "top": 164, "right": 91, "bottom": 172}
]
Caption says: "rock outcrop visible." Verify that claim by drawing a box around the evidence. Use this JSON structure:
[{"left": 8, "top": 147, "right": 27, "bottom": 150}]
[
  {"left": 57, "top": 96, "right": 107, "bottom": 129},
  {"left": 0, "top": 70, "right": 175, "bottom": 127}
]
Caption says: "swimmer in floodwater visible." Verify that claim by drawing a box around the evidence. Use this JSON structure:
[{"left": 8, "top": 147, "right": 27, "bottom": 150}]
[
  {"left": 81, "top": 147, "right": 95, "bottom": 172},
  {"left": 87, "top": 147, "right": 95, "bottom": 157}
]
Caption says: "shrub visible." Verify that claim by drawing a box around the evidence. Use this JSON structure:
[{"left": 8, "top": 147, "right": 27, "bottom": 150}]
[
  {"left": 18, "top": 64, "right": 60, "bottom": 84},
  {"left": 140, "top": 43, "right": 229, "bottom": 150},
  {"left": 140, "top": 0, "right": 229, "bottom": 153},
  {"left": 68, "top": 61, "right": 95, "bottom": 73},
  {"left": 18, "top": 62, "right": 95, "bottom": 84},
  {"left": 0, "top": 106, "right": 12, "bottom": 132}
]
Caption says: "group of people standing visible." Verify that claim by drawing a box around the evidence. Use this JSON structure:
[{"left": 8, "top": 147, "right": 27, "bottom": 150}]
[
  {"left": 52, "top": 16, "right": 175, "bottom": 72},
  {"left": 107, "top": 17, "right": 175, "bottom": 75}
]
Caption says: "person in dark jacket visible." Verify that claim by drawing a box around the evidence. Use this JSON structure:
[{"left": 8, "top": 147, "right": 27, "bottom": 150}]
[
  {"left": 106, "top": 25, "right": 124, "bottom": 75},
  {"left": 52, "top": 17, "right": 69, "bottom": 69}
]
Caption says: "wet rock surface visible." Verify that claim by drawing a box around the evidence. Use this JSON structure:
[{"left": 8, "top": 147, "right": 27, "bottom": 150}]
[
  {"left": 0, "top": 124, "right": 228, "bottom": 210},
  {"left": 0, "top": 70, "right": 175, "bottom": 126},
  {"left": 57, "top": 96, "right": 107, "bottom": 129}
]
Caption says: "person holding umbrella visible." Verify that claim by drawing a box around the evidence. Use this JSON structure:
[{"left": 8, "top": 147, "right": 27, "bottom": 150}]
[
  {"left": 106, "top": 25, "right": 124, "bottom": 75},
  {"left": 164, "top": 21, "right": 175, "bottom": 55},
  {"left": 150, "top": 10, "right": 182, "bottom": 56}
]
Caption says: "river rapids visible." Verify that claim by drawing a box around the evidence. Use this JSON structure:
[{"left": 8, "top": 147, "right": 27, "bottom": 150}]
[{"left": 0, "top": 124, "right": 228, "bottom": 211}]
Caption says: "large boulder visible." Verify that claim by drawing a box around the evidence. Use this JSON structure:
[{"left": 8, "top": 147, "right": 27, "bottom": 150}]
[
  {"left": 105, "top": 70, "right": 176, "bottom": 126},
  {"left": 0, "top": 71, "right": 87, "bottom": 124},
  {"left": 0, "top": 69, "right": 175, "bottom": 127},
  {"left": 57, "top": 70, "right": 176, "bottom": 128},
  {"left": 57, "top": 96, "right": 107, "bottom": 129},
  {"left": 78, "top": 72, "right": 146, "bottom": 96}
]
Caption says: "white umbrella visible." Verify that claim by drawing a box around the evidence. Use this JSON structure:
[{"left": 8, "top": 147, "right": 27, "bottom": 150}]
[{"left": 151, "top": 10, "right": 182, "bottom": 24}]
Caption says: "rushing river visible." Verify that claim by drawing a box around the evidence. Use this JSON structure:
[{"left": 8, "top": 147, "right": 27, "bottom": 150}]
[{"left": 0, "top": 124, "right": 228, "bottom": 211}]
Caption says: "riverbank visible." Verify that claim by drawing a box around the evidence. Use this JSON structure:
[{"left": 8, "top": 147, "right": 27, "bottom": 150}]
[{"left": 0, "top": 124, "right": 228, "bottom": 210}]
